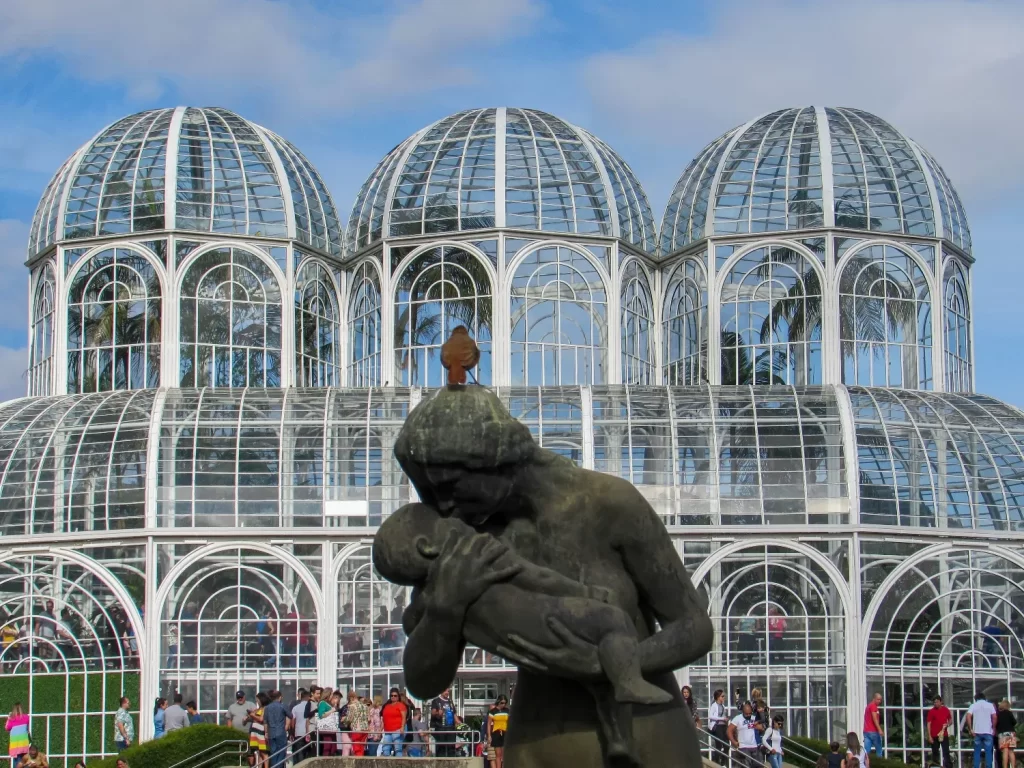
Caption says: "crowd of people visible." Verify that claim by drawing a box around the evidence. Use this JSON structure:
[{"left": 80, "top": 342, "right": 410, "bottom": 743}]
[
  {"left": 217, "top": 685, "right": 510, "bottom": 767},
  {"left": 4, "top": 701, "right": 133, "bottom": 768}
]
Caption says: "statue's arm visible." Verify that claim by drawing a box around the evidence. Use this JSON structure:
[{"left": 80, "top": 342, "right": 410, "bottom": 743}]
[
  {"left": 503, "top": 553, "right": 600, "bottom": 600},
  {"left": 615, "top": 486, "right": 713, "bottom": 676},
  {"left": 402, "top": 588, "right": 467, "bottom": 699}
]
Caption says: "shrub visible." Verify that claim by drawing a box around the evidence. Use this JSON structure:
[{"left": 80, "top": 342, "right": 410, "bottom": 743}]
[
  {"left": 85, "top": 724, "right": 247, "bottom": 768},
  {"left": 786, "top": 735, "right": 920, "bottom": 768}
]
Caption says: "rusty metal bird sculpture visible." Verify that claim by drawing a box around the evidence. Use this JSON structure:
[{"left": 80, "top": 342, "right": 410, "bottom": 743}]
[{"left": 440, "top": 326, "right": 480, "bottom": 385}]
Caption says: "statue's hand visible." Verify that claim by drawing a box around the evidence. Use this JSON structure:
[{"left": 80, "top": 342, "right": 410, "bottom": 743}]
[
  {"left": 422, "top": 530, "right": 521, "bottom": 620},
  {"left": 497, "top": 617, "right": 604, "bottom": 680}
]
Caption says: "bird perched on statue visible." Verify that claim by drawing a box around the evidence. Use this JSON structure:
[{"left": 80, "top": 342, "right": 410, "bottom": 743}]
[{"left": 440, "top": 326, "right": 480, "bottom": 386}]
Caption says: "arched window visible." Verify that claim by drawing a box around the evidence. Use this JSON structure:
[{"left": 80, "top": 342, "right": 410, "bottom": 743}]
[
  {"left": 720, "top": 246, "right": 822, "bottom": 385},
  {"left": 295, "top": 260, "right": 340, "bottom": 387},
  {"left": 348, "top": 261, "right": 381, "bottom": 387},
  {"left": 179, "top": 247, "right": 282, "bottom": 387},
  {"left": 160, "top": 547, "right": 318, "bottom": 717},
  {"left": 663, "top": 257, "right": 708, "bottom": 385},
  {"left": 510, "top": 246, "right": 607, "bottom": 385},
  {"left": 691, "top": 545, "right": 845, "bottom": 741},
  {"left": 67, "top": 247, "right": 161, "bottom": 393},
  {"left": 840, "top": 244, "right": 932, "bottom": 389},
  {"left": 29, "top": 263, "right": 56, "bottom": 396},
  {"left": 867, "top": 549, "right": 1024, "bottom": 764},
  {"left": 620, "top": 260, "right": 655, "bottom": 384},
  {"left": 944, "top": 260, "right": 971, "bottom": 393},
  {"left": 394, "top": 246, "right": 492, "bottom": 386},
  {"left": 0, "top": 554, "right": 139, "bottom": 765}
]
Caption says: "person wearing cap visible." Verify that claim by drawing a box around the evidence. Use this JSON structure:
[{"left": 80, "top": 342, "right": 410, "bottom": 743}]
[{"left": 226, "top": 690, "right": 256, "bottom": 732}]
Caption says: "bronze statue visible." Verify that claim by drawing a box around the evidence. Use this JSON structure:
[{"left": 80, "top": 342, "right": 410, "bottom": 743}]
[{"left": 372, "top": 331, "right": 712, "bottom": 767}]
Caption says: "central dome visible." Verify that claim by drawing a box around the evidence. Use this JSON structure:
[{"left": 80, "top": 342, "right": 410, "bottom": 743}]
[
  {"left": 659, "top": 106, "right": 971, "bottom": 256},
  {"left": 346, "top": 107, "right": 656, "bottom": 256}
]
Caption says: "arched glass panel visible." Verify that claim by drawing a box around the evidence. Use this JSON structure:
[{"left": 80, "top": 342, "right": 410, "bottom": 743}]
[
  {"left": 840, "top": 244, "right": 932, "bottom": 389},
  {"left": 295, "top": 260, "right": 340, "bottom": 387},
  {"left": 160, "top": 547, "right": 318, "bottom": 719},
  {"left": 867, "top": 550, "right": 1024, "bottom": 764},
  {"left": 179, "top": 247, "right": 282, "bottom": 388},
  {"left": 394, "top": 246, "right": 492, "bottom": 386},
  {"left": 720, "top": 246, "right": 822, "bottom": 385},
  {"left": 621, "top": 260, "right": 655, "bottom": 384},
  {"left": 0, "top": 554, "right": 139, "bottom": 765},
  {"left": 663, "top": 257, "right": 708, "bottom": 385},
  {"left": 29, "top": 263, "right": 56, "bottom": 397},
  {"left": 348, "top": 261, "right": 382, "bottom": 387},
  {"left": 689, "top": 545, "right": 847, "bottom": 742},
  {"left": 944, "top": 260, "right": 972, "bottom": 393},
  {"left": 67, "top": 247, "right": 162, "bottom": 393},
  {"left": 510, "top": 246, "right": 607, "bottom": 385},
  {"left": 337, "top": 545, "right": 512, "bottom": 700}
]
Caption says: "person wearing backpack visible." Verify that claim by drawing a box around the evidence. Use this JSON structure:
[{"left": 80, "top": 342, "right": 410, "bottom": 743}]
[
  {"left": 430, "top": 688, "right": 457, "bottom": 757},
  {"left": 762, "top": 716, "right": 785, "bottom": 768}
]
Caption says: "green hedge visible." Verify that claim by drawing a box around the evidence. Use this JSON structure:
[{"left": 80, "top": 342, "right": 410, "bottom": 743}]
[
  {"left": 87, "top": 724, "right": 248, "bottom": 768},
  {"left": 0, "top": 672, "right": 140, "bottom": 766},
  {"left": 786, "top": 735, "right": 919, "bottom": 768}
]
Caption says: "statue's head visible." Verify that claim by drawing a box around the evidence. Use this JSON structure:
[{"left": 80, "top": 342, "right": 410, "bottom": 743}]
[{"left": 394, "top": 387, "right": 537, "bottom": 525}]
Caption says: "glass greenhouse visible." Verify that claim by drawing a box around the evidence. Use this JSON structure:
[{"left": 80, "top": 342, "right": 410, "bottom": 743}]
[{"left": 2, "top": 104, "right": 1014, "bottom": 765}]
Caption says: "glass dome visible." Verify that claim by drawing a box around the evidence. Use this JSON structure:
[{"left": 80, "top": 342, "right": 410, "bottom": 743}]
[
  {"left": 27, "top": 107, "right": 344, "bottom": 259},
  {"left": 660, "top": 106, "right": 971, "bottom": 255},
  {"left": 346, "top": 107, "right": 656, "bottom": 256}
]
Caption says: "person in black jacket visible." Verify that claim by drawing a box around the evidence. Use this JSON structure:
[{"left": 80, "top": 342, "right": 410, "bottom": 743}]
[{"left": 996, "top": 700, "right": 1017, "bottom": 768}]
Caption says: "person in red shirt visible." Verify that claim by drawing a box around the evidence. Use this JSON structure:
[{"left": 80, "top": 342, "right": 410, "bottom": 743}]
[
  {"left": 379, "top": 688, "right": 408, "bottom": 757},
  {"left": 864, "top": 692, "right": 884, "bottom": 757},
  {"left": 926, "top": 695, "right": 953, "bottom": 768}
]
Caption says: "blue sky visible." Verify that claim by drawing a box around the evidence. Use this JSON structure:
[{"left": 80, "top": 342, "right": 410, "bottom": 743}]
[{"left": 1, "top": 0, "right": 1023, "bottom": 403}]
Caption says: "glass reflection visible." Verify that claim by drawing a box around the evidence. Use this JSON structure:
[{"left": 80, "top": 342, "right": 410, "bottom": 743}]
[
  {"left": 29, "top": 264, "right": 56, "bottom": 397},
  {"left": 620, "top": 260, "right": 655, "bottom": 384},
  {"left": 348, "top": 261, "right": 382, "bottom": 387},
  {"left": 295, "top": 260, "right": 340, "bottom": 387},
  {"left": 510, "top": 246, "right": 607, "bottom": 385},
  {"left": 720, "top": 246, "right": 822, "bottom": 385},
  {"left": 179, "top": 247, "right": 282, "bottom": 388},
  {"left": 394, "top": 246, "right": 492, "bottom": 386},
  {"left": 663, "top": 257, "right": 708, "bottom": 385},
  {"left": 839, "top": 244, "right": 932, "bottom": 389},
  {"left": 67, "top": 247, "right": 162, "bottom": 393}
]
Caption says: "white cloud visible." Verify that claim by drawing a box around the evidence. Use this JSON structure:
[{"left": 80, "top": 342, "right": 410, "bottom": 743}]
[
  {"left": 0, "top": 346, "right": 28, "bottom": 404},
  {"left": 584, "top": 0, "right": 1024, "bottom": 202},
  {"left": 0, "top": 0, "right": 543, "bottom": 113}
]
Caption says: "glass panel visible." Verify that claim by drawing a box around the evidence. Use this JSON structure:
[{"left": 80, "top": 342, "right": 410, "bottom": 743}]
[
  {"left": 620, "top": 260, "right": 655, "bottom": 384},
  {"left": 663, "top": 255, "right": 708, "bottom": 385},
  {"left": 295, "top": 259, "right": 341, "bottom": 387}
]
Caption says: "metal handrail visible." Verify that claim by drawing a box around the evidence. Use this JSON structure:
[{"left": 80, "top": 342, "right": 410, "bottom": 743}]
[
  {"left": 166, "top": 738, "right": 248, "bottom": 768},
  {"left": 780, "top": 735, "right": 825, "bottom": 766}
]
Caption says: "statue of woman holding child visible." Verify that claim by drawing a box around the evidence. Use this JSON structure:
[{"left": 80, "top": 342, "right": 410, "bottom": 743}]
[{"left": 371, "top": 334, "right": 713, "bottom": 767}]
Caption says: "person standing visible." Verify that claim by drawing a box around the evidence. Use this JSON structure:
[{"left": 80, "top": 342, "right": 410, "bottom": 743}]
[
  {"left": 762, "top": 716, "right": 785, "bottom": 768},
  {"left": 379, "top": 688, "right": 407, "bottom": 757},
  {"left": 6, "top": 703, "right": 30, "bottom": 767},
  {"left": 185, "top": 701, "right": 202, "bottom": 725},
  {"left": 847, "top": 732, "right": 869, "bottom": 768},
  {"left": 926, "top": 695, "right": 952, "bottom": 768},
  {"left": 248, "top": 692, "right": 269, "bottom": 767},
  {"left": 263, "top": 691, "right": 289, "bottom": 768},
  {"left": 113, "top": 697, "right": 134, "bottom": 753},
  {"left": 430, "top": 687, "right": 457, "bottom": 757},
  {"left": 487, "top": 695, "right": 510, "bottom": 768},
  {"left": 863, "top": 692, "right": 884, "bottom": 758},
  {"left": 708, "top": 688, "right": 730, "bottom": 766},
  {"left": 728, "top": 701, "right": 761, "bottom": 768},
  {"left": 153, "top": 698, "right": 167, "bottom": 739},
  {"left": 366, "top": 696, "right": 383, "bottom": 756},
  {"left": 967, "top": 692, "right": 997, "bottom": 768},
  {"left": 290, "top": 689, "right": 313, "bottom": 765},
  {"left": 226, "top": 691, "right": 256, "bottom": 733},
  {"left": 408, "top": 708, "right": 427, "bottom": 758},
  {"left": 996, "top": 700, "right": 1017, "bottom": 768},
  {"left": 342, "top": 690, "right": 369, "bottom": 756},
  {"left": 164, "top": 694, "right": 190, "bottom": 733},
  {"left": 681, "top": 686, "right": 701, "bottom": 730}
]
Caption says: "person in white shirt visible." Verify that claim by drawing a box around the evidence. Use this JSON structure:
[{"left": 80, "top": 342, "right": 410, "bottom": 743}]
[
  {"left": 728, "top": 701, "right": 761, "bottom": 768},
  {"left": 762, "top": 716, "right": 785, "bottom": 768},
  {"left": 967, "top": 692, "right": 998, "bottom": 768},
  {"left": 707, "top": 689, "right": 730, "bottom": 766}
]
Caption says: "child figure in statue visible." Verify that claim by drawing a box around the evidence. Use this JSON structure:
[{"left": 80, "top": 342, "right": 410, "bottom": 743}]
[{"left": 373, "top": 502, "right": 672, "bottom": 764}]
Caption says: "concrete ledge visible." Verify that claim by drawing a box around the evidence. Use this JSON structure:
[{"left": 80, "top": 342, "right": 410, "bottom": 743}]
[{"left": 296, "top": 758, "right": 483, "bottom": 768}]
